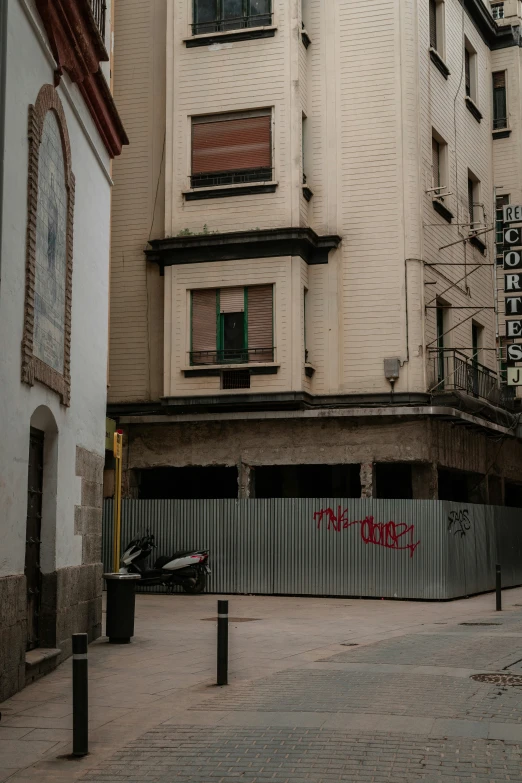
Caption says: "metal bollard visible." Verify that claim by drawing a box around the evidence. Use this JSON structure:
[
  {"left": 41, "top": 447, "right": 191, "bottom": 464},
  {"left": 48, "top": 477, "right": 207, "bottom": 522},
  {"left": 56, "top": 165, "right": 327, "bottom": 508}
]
[
  {"left": 72, "top": 633, "right": 89, "bottom": 756},
  {"left": 496, "top": 564, "right": 502, "bottom": 612},
  {"left": 217, "top": 599, "right": 228, "bottom": 686}
]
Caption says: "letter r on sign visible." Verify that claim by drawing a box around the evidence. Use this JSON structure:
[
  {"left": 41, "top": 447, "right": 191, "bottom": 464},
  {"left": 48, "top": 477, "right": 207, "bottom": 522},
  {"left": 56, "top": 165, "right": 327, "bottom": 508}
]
[{"left": 505, "top": 274, "right": 522, "bottom": 292}]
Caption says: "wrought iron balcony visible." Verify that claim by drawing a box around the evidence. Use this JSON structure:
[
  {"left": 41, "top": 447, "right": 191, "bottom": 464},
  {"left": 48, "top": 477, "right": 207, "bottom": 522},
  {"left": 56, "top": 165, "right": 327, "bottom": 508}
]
[
  {"left": 192, "top": 13, "right": 273, "bottom": 36},
  {"left": 89, "top": 0, "right": 106, "bottom": 39},
  {"left": 191, "top": 347, "right": 274, "bottom": 366},
  {"left": 428, "top": 348, "right": 506, "bottom": 406},
  {"left": 190, "top": 167, "right": 273, "bottom": 189},
  {"left": 493, "top": 116, "right": 508, "bottom": 130}
]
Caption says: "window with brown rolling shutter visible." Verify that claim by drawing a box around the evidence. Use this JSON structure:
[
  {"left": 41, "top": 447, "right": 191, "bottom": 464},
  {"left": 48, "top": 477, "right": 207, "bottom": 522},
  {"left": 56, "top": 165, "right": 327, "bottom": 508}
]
[
  {"left": 191, "top": 111, "right": 272, "bottom": 188},
  {"left": 220, "top": 287, "right": 245, "bottom": 313},
  {"left": 247, "top": 285, "right": 273, "bottom": 363},
  {"left": 192, "top": 289, "right": 217, "bottom": 364}
]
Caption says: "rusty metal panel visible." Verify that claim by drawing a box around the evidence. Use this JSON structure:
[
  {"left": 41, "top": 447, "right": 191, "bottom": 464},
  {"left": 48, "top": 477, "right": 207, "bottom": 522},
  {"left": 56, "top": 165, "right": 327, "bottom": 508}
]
[{"left": 101, "top": 499, "right": 522, "bottom": 600}]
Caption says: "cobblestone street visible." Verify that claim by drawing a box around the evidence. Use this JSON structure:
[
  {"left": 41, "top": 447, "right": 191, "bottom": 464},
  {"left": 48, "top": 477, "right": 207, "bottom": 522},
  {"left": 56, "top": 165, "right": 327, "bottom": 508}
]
[{"left": 2, "top": 590, "right": 522, "bottom": 782}]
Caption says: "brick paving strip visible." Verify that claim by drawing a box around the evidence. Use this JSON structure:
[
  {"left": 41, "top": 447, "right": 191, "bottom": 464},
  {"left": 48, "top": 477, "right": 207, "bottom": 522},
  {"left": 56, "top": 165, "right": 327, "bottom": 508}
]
[
  {"left": 2, "top": 590, "right": 522, "bottom": 781},
  {"left": 80, "top": 726, "right": 522, "bottom": 783}
]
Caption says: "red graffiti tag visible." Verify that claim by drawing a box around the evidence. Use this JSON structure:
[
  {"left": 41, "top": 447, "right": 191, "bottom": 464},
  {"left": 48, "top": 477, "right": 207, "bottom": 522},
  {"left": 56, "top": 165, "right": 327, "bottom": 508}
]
[{"left": 313, "top": 506, "right": 420, "bottom": 558}]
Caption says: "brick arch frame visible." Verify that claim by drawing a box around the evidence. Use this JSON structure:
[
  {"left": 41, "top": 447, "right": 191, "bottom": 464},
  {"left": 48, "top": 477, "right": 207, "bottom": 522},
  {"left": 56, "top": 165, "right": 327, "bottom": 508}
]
[{"left": 21, "top": 84, "right": 75, "bottom": 406}]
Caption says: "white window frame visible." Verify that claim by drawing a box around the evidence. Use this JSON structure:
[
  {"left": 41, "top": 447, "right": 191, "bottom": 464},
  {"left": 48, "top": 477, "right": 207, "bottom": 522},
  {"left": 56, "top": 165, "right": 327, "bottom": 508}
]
[
  {"left": 432, "top": 128, "right": 449, "bottom": 193},
  {"left": 464, "top": 37, "right": 478, "bottom": 105},
  {"left": 491, "top": 2, "right": 505, "bottom": 20},
  {"left": 430, "top": 0, "right": 446, "bottom": 59}
]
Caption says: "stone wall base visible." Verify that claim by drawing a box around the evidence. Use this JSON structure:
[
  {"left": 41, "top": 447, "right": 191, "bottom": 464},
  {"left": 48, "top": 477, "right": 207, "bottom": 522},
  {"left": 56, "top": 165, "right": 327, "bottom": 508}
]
[
  {"left": 0, "top": 574, "right": 26, "bottom": 703},
  {"left": 0, "top": 563, "right": 102, "bottom": 702}
]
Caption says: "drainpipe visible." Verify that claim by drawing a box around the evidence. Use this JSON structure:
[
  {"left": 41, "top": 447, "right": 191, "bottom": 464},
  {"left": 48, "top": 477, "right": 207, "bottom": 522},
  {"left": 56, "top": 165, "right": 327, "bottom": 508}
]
[{"left": 0, "top": 0, "right": 8, "bottom": 293}]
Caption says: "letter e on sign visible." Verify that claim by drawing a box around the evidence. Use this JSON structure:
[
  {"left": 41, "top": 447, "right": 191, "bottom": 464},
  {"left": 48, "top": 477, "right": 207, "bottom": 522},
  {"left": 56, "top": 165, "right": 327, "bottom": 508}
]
[
  {"left": 507, "top": 343, "right": 522, "bottom": 363},
  {"left": 504, "top": 205, "right": 522, "bottom": 223},
  {"left": 507, "top": 320, "right": 522, "bottom": 337}
]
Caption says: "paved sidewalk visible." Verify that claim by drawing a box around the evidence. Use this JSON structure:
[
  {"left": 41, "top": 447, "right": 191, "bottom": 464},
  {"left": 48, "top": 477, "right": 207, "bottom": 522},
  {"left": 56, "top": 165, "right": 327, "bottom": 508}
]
[{"left": 1, "top": 588, "right": 522, "bottom": 781}]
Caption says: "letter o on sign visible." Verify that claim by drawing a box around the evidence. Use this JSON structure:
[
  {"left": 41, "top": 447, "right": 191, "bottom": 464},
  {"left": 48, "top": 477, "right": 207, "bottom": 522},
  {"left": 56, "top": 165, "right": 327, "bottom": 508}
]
[{"left": 505, "top": 251, "right": 522, "bottom": 268}]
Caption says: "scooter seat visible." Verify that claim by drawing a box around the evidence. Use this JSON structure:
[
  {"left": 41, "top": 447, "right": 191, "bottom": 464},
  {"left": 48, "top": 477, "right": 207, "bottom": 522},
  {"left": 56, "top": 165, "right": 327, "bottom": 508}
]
[
  {"left": 154, "top": 551, "right": 200, "bottom": 569},
  {"left": 171, "top": 549, "right": 200, "bottom": 559}
]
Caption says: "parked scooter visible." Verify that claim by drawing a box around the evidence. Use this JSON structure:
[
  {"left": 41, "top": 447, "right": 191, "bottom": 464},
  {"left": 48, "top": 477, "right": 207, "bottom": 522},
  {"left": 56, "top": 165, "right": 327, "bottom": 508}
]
[{"left": 119, "top": 533, "right": 210, "bottom": 594}]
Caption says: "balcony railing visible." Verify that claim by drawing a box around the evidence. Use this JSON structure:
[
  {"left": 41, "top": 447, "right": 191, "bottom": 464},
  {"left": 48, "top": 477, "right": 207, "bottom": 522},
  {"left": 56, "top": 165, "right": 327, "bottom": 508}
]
[
  {"left": 428, "top": 348, "right": 504, "bottom": 405},
  {"left": 89, "top": 0, "right": 107, "bottom": 39},
  {"left": 191, "top": 347, "right": 274, "bottom": 366},
  {"left": 190, "top": 167, "right": 273, "bottom": 189},
  {"left": 192, "top": 13, "right": 273, "bottom": 35}
]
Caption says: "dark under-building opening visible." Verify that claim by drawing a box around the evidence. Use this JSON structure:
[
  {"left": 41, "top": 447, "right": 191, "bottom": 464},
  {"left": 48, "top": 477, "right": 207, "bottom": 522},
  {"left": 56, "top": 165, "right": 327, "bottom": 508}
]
[
  {"left": 505, "top": 481, "right": 522, "bottom": 508},
  {"left": 138, "top": 466, "right": 239, "bottom": 499},
  {"left": 254, "top": 464, "right": 361, "bottom": 499},
  {"left": 374, "top": 463, "right": 413, "bottom": 500},
  {"left": 438, "top": 468, "right": 487, "bottom": 504}
]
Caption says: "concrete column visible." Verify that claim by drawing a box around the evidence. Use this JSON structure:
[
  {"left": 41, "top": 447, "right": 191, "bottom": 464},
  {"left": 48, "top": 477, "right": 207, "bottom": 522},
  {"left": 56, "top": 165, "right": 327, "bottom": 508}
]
[
  {"left": 360, "top": 463, "right": 374, "bottom": 498},
  {"left": 238, "top": 463, "right": 254, "bottom": 499},
  {"left": 411, "top": 463, "right": 438, "bottom": 500}
]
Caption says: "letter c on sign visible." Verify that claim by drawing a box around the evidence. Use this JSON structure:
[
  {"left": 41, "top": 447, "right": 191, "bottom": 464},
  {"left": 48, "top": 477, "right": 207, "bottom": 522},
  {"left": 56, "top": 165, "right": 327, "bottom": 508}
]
[{"left": 505, "top": 228, "right": 521, "bottom": 246}]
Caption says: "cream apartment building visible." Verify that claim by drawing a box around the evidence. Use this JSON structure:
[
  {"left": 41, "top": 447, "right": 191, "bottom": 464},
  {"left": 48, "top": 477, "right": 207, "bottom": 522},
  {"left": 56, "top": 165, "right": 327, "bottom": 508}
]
[{"left": 108, "top": 0, "right": 522, "bottom": 504}]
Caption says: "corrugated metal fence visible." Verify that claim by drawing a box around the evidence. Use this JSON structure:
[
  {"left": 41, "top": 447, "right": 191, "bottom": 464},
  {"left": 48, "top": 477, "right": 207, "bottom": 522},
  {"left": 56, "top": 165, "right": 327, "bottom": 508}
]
[{"left": 102, "top": 499, "right": 522, "bottom": 600}]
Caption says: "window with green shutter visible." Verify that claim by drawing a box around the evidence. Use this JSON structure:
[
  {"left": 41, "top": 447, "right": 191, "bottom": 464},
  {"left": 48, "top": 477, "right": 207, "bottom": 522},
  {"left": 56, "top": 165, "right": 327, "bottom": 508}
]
[{"left": 191, "top": 285, "right": 273, "bottom": 365}]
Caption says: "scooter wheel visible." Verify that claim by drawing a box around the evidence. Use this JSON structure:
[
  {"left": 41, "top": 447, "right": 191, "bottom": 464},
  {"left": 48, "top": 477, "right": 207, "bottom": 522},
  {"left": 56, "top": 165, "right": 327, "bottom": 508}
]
[{"left": 183, "top": 573, "right": 207, "bottom": 594}]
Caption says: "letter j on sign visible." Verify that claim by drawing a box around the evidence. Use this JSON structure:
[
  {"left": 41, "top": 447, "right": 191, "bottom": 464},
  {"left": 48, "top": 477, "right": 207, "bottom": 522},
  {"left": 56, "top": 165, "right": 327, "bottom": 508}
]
[{"left": 507, "top": 367, "right": 522, "bottom": 386}]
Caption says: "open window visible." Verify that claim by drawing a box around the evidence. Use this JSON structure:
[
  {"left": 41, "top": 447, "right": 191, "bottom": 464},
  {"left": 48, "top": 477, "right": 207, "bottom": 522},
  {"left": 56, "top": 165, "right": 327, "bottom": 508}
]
[
  {"left": 191, "top": 110, "right": 272, "bottom": 189},
  {"left": 464, "top": 38, "right": 481, "bottom": 121},
  {"left": 467, "top": 171, "right": 481, "bottom": 229},
  {"left": 431, "top": 130, "right": 448, "bottom": 192},
  {"left": 493, "top": 71, "right": 507, "bottom": 130},
  {"left": 191, "top": 285, "right": 274, "bottom": 365}
]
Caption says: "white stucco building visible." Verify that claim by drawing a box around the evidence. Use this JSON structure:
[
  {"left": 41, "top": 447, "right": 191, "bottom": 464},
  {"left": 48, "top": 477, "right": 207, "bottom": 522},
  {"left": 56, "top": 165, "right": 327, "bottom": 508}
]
[{"left": 0, "top": 0, "right": 127, "bottom": 701}]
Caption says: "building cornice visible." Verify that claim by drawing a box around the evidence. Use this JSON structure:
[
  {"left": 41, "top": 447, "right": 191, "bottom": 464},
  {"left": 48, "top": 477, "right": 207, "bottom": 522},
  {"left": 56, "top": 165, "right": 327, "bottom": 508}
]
[
  {"left": 146, "top": 227, "right": 342, "bottom": 272},
  {"left": 462, "top": 0, "right": 520, "bottom": 49},
  {"left": 107, "top": 398, "right": 520, "bottom": 439},
  {"left": 35, "top": 0, "right": 128, "bottom": 157}
]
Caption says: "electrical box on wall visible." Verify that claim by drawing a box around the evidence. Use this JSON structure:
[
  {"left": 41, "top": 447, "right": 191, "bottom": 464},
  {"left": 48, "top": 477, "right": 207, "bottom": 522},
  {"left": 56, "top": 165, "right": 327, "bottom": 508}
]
[{"left": 384, "top": 358, "right": 400, "bottom": 383}]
